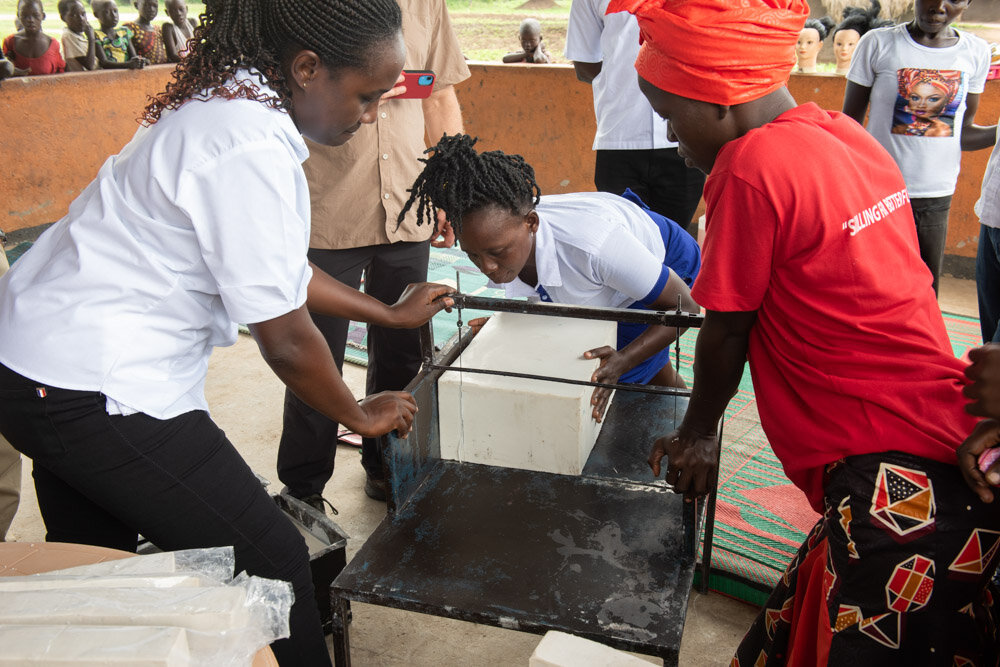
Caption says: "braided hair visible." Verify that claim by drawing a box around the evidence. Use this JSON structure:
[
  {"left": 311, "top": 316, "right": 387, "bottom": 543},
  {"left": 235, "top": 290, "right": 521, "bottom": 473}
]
[
  {"left": 142, "top": 0, "right": 402, "bottom": 125},
  {"left": 399, "top": 134, "right": 542, "bottom": 235}
]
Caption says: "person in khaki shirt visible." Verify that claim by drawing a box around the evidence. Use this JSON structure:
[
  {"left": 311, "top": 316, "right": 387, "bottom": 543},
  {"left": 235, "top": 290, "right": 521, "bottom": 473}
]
[
  {"left": 0, "top": 242, "right": 19, "bottom": 541},
  {"left": 278, "top": 0, "right": 470, "bottom": 507}
]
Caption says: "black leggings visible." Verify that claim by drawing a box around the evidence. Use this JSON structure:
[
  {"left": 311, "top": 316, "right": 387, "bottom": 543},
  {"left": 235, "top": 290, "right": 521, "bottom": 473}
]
[{"left": 0, "top": 363, "right": 330, "bottom": 666}]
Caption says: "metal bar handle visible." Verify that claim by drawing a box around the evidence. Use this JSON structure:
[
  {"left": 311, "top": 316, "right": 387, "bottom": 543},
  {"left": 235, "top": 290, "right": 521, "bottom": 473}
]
[
  {"left": 425, "top": 362, "right": 692, "bottom": 397},
  {"left": 447, "top": 293, "right": 703, "bottom": 329}
]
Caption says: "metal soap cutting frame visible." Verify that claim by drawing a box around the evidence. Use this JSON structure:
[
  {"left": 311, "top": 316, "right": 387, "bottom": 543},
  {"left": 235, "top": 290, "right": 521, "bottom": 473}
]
[{"left": 417, "top": 288, "right": 721, "bottom": 594}]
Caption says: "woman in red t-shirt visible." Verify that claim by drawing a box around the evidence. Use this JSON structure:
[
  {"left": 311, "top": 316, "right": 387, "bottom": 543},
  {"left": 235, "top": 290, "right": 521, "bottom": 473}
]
[{"left": 2, "top": 0, "right": 66, "bottom": 76}]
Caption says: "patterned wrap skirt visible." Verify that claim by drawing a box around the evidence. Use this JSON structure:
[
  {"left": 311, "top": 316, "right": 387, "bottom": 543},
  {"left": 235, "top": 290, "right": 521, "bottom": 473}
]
[{"left": 733, "top": 450, "right": 1000, "bottom": 666}]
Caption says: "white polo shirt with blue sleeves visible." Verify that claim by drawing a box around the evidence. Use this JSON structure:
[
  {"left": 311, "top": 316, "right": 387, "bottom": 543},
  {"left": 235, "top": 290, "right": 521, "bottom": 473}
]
[
  {"left": 499, "top": 192, "right": 673, "bottom": 308},
  {"left": 0, "top": 72, "right": 312, "bottom": 419}
]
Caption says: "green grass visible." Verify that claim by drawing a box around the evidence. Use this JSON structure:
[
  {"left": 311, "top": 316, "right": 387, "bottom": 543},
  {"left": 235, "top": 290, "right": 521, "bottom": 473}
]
[
  {"left": 450, "top": 12, "right": 568, "bottom": 62},
  {"left": 446, "top": 0, "right": 569, "bottom": 16}
]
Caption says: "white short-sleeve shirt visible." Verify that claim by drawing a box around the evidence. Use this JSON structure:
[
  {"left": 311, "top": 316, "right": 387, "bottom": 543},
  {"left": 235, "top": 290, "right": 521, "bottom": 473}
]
[
  {"left": 499, "top": 192, "right": 668, "bottom": 308},
  {"left": 848, "top": 24, "right": 989, "bottom": 197},
  {"left": 564, "top": 0, "right": 675, "bottom": 151},
  {"left": 0, "top": 73, "right": 312, "bottom": 419},
  {"left": 976, "top": 125, "right": 1000, "bottom": 229}
]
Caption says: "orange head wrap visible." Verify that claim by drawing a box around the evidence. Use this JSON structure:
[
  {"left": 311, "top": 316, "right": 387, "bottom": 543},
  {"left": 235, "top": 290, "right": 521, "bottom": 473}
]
[
  {"left": 897, "top": 69, "right": 962, "bottom": 107},
  {"left": 607, "top": 0, "right": 810, "bottom": 106}
]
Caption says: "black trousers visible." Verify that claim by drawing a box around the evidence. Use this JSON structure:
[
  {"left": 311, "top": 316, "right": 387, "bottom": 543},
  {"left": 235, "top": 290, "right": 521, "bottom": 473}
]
[
  {"left": 278, "top": 240, "right": 430, "bottom": 497},
  {"left": 0, "top": 363, "right": 330, "bottom": 666},
  {"left": 910, "top": 195, "right": 953, "bottom": 296},
  {"left": 594, "top": 147, "right": 707, "bottom": 232}
]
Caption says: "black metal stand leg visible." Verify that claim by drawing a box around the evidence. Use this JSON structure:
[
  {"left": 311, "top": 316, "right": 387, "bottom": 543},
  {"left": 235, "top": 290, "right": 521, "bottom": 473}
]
[
  {"left": 698, "top": 490, "right": 718, "bottom": 594},
  {"left": 697, "top": 419, "right": 724, "bottom": 594},
  {"left": 658, "top": 646, "right": 679, "bottom": 667},
  {"left": 330, "top": 596, "right": 352, "bottom": 667}
]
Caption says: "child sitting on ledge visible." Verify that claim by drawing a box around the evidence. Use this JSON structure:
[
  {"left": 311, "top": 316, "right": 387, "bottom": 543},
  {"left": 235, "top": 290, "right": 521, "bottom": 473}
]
[
  {"left": 2, "top": 0, "right": 66, "bottom": 76},
  {"left": 162, "top": 0, "right": 197, "bottom": 62},
  {"left": 123, "top": 0, "right": 168, "bottom": 64},
  {"left": 502, "top": 18, "right": 551, "bottom": 64},
  {"left": 59, "top": 0, "right": 96, "bottom": 72},
  {"left": 92, "top": 0, "right": 147, "bottom": 70}
]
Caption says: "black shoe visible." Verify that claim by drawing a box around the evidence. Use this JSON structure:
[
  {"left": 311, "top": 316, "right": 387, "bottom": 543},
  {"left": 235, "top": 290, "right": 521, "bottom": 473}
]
[
  {"left": 282, "top": 486, "right": 338, "bottom": 516},
  {"left": 300, "top": 493, "right": 339, "bottom": 516},
  {"left": 364, "top": 474, "right": 387, "bottom": 502}
]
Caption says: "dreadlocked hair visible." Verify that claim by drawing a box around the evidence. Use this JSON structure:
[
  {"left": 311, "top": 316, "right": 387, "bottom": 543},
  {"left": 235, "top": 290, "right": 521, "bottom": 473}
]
[
  {"left": 141, "top": 0, "right": 402, "bottom": 125},
  {"left": 399, "top": 133, "right": 542, "bottom": 236}
]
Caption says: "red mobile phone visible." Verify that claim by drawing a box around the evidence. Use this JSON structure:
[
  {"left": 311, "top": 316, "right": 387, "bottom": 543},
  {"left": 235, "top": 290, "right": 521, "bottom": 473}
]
[{"left": 397, "top": 70, "right": 436, "bottom": 99}]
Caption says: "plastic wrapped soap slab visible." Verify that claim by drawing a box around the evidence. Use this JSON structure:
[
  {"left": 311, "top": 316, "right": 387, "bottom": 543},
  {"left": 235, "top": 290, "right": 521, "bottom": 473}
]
[
  {"left": 0, "top": 625, "right": 190, "bottom": 665},
  {"left": 0, "top": 586, "right": 252, "bottom": 633},
  {"left": 438, "top": 311, "right": 617, "bottom": 475},
  {"left": 47, "top": 546, "right": 235, "bottom": 584},
  {"left": 0, "top": 573, "right": 209, "bottom": 592}
]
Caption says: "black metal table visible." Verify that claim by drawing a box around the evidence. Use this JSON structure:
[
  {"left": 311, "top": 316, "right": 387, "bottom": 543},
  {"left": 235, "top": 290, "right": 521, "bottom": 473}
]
[{"left": 329, "top": 299, "right": 709, "bottom": 666}]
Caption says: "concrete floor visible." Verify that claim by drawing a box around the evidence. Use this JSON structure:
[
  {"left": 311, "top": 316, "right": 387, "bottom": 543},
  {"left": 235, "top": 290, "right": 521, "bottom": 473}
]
[{"left": 5, "top": 275, "right": 980, "bottom": 665}]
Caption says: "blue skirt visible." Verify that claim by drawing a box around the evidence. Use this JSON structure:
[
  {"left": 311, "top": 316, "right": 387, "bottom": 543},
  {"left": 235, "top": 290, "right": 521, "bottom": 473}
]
[{"left": 617, "top": 189, "right": 700, "bottom": 384}]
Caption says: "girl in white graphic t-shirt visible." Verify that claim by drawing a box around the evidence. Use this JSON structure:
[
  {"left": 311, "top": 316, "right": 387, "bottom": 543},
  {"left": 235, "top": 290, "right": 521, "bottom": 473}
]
[{"left": 842, "top": 0, "right": 996, "bottom": 295}]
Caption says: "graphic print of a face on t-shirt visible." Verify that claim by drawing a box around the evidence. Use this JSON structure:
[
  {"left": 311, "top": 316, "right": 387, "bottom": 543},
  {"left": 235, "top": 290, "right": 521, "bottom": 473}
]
[{"left": 890, "top": 68, "right": 965, "bottom": 138}]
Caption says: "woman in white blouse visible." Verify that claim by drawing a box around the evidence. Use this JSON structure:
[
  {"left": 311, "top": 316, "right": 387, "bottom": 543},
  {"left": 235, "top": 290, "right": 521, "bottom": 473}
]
[{"left": 0, "top": 0, "right": 450, "bottom": 663}]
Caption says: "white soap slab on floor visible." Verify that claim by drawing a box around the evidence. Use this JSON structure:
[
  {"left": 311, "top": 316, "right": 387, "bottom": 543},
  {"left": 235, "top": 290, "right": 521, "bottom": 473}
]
[
  {"left": 438, "top": 311, "right": 616, "bottom": 475},
  {"left": 0, "top": 625, "right": 190, "bottom": 665},
  {"left": 529, "top": 630, "right": 653, "bottom": 666}
]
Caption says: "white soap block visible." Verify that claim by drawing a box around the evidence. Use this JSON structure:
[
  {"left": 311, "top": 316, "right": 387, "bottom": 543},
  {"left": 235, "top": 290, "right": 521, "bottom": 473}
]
[
  {"left": 529, "top": 631, "right": 654, "bottom": 667},
  {"left": 0, "top": 625, "right": 190, "bottom": 665},
  {"left": 438, "top": 311, "right": 616, "bottom": 475},
  {"left": 0, "top": 586, "right": 251, "bottom": 633}
]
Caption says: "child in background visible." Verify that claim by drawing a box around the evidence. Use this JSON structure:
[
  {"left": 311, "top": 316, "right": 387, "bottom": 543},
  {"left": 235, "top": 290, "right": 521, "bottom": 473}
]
[
  {"left": 843, "top": 0, "right": 996, "bottom": 295},
  {"left": 162, "top": 0, "right": 196, "bottom": 62},
  {"left": 2, "top": 0, "right": 66, "bottom": 76},
  {"left": 502, "top": 18, "right": 551, "bottom": 64},
  {"left": 92, "top": 0, "right": 146, "bottom": 70},
  {"left": 123, "top": 0, "right": 167, "bottom": 64},
  {"left": 58, "top": 0, "right": 96, "bottom": 72}
]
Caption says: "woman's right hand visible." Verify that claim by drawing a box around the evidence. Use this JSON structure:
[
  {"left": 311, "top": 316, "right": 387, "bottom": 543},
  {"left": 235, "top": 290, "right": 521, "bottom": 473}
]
[
  {"left": 379, "top": 72, "right": 407, "bottom": 104},
  {"left": 355, "top": 391, "right": 418, "bottom": 438}
]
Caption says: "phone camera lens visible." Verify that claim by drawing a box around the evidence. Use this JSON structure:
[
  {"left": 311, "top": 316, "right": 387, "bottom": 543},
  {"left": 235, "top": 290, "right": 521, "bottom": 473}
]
[{"left": 418, "top": 75, "right": 434, "bottom": 86}]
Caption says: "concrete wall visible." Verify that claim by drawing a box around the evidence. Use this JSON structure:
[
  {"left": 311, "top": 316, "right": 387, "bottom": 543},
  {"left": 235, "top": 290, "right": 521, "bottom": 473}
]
[{"left": 2, "top": 63, "right": 997, "bottom": 274}]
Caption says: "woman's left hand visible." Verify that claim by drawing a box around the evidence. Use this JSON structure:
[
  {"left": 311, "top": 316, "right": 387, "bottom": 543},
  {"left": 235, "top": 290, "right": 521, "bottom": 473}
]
[
  {"left": 388, "top": 282, "right": 454, "bottom": 328},
  {"left": 583, "top": 345, "right": 630, "bottom": 423}
]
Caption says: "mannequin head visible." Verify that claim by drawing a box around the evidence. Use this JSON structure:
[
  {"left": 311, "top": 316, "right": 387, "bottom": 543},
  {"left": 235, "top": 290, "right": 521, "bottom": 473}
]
[
  {"left": 833, "top": 28, "right": 860, "bottom": 73},
  {"left": 833, "top": 1, "right": 892, "bottom": 75},
  {"left": 796, "top": 17, "right": 834, "bottom": 72}
]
